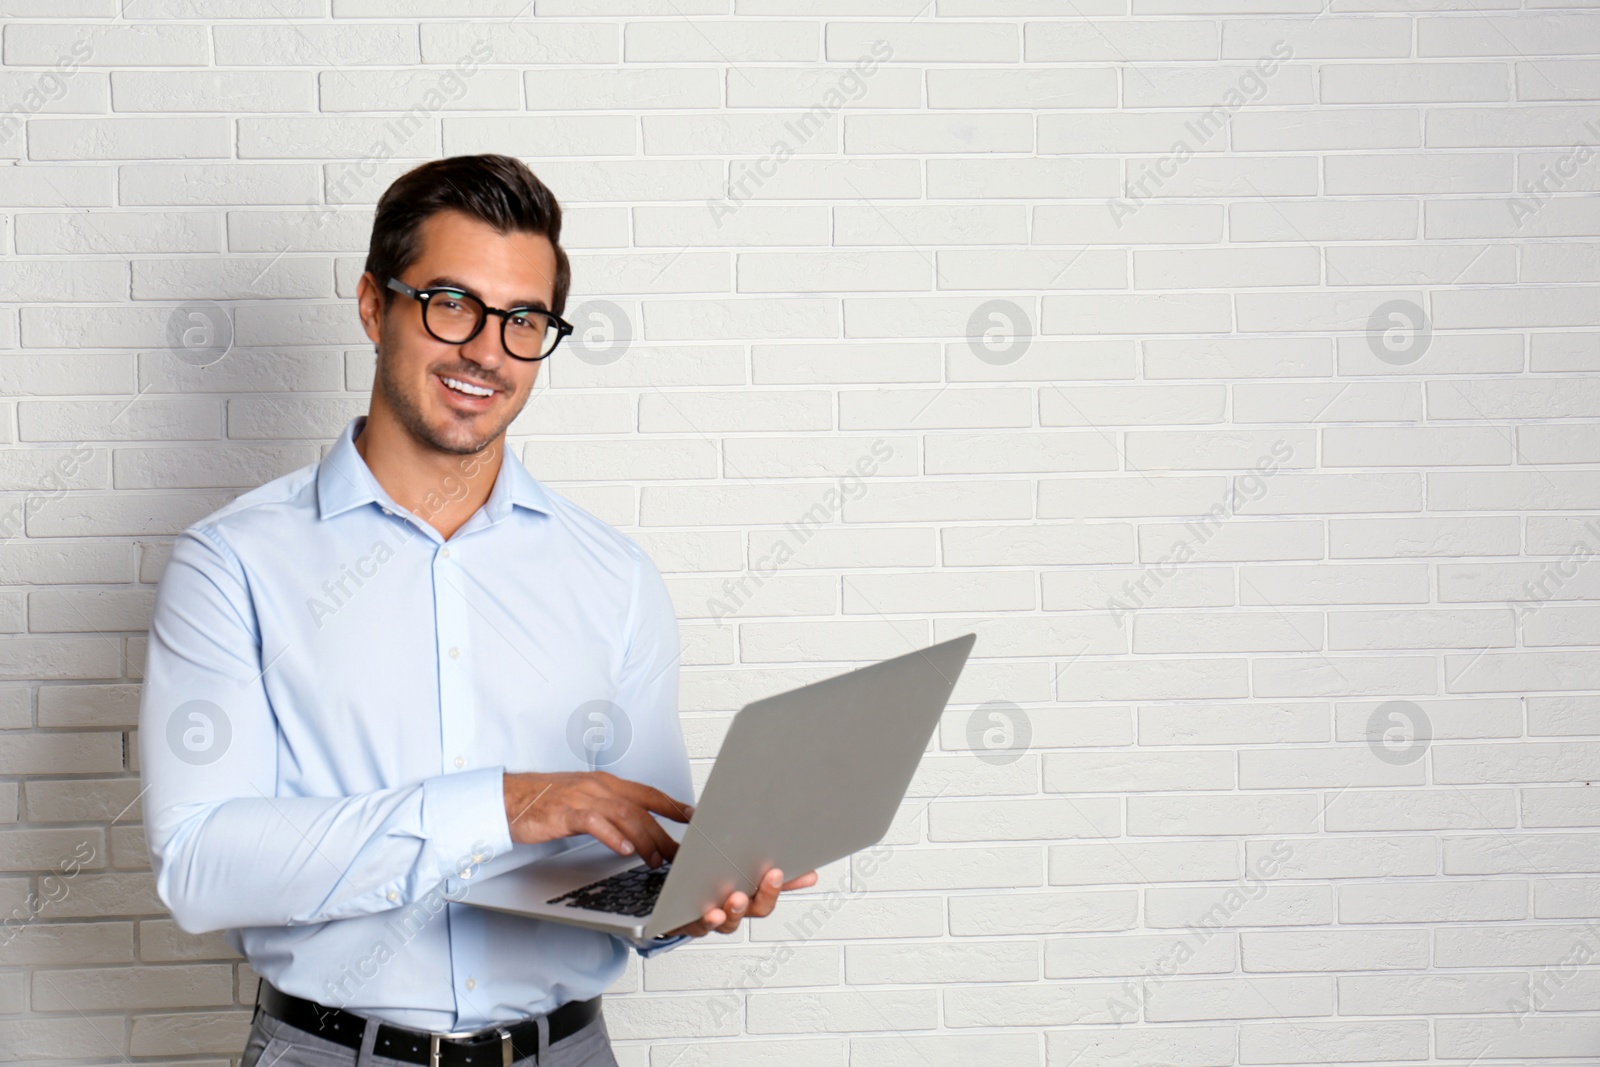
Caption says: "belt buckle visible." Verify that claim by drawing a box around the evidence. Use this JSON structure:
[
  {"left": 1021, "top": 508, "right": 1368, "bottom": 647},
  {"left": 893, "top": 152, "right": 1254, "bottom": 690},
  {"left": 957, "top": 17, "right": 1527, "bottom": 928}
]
[{"left": 427, "top": 1025, "right": 517, "bottom": 1067}]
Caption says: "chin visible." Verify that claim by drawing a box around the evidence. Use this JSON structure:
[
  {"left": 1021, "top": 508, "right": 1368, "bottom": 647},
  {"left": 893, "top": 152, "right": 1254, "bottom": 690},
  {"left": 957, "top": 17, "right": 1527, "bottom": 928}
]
[{"left": 429, "top": 406, "right": 516, "bottom": 453}]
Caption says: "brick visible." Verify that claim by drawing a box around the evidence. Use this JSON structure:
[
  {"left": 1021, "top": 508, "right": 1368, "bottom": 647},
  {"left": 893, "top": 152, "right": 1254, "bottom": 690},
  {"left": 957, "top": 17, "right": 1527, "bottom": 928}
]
[
  {"left": 1243, "top": 928, "right": 1429, "bottom": 972},
  {"left": 1239, "top": 1020, "right": 1427, "bottom": 1064},
  {"left": 846, "top": 941, "right": 1037, "bottom": 984}
]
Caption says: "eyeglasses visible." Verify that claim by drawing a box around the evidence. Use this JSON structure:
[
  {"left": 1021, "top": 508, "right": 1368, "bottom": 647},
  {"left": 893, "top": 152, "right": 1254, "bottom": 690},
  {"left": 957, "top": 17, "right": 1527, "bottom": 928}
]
[{"left": 385, "top": 276, "right": 573, "bottom": 361}]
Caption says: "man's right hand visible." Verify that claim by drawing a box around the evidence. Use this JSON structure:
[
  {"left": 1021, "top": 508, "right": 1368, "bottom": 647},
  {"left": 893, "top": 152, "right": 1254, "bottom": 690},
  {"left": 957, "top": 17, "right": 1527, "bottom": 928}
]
[{"left": 502, "top": 771, "right": 693, "bottom": 868}]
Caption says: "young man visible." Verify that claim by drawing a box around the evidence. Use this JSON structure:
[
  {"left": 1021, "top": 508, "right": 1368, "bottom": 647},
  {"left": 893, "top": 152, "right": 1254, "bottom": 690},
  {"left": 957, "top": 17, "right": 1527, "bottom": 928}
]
[{"left": 138, "top": 154, "right": 815, "bottom": 1067}]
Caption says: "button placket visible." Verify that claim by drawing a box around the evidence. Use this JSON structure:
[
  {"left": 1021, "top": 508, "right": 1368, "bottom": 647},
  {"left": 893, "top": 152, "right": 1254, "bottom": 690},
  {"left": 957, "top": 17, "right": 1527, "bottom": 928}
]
[
  {"left": 434, "top": 541, "right": 474, "bottom": 776},
  {"left": 433, "top": 539, "right": 478, "bottom": 1024}
]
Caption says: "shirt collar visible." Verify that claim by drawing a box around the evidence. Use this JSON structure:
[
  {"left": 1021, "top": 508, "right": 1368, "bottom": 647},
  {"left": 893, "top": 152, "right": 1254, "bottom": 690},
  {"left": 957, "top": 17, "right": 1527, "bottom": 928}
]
[{"left": 316, "top": 415, "right": 553, "bottom": 524}]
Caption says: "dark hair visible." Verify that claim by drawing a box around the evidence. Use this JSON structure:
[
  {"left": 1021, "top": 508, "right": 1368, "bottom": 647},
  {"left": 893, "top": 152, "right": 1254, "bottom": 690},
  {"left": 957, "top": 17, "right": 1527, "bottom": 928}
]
[{"left": 364, "top": 153, "right": 571, "bottom": 316}]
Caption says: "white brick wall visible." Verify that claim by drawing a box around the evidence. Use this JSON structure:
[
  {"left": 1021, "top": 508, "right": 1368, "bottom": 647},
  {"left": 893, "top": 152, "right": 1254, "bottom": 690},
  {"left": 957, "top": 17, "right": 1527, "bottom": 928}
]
[{"left": 1, "top": 6, "right": 1598, "bottom": 1066}]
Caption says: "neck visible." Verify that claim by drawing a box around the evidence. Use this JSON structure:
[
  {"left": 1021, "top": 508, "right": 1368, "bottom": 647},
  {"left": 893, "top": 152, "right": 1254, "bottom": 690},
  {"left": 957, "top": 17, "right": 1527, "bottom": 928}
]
[{"left": 353, "top": 410, "right": 502, "bottom": 541}]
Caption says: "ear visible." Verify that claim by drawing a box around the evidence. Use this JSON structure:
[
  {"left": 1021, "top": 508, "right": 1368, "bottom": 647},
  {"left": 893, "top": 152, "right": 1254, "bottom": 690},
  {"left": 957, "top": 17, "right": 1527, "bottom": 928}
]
[{"left": 357, "top": 272, "right": 386, "bottom": 349}]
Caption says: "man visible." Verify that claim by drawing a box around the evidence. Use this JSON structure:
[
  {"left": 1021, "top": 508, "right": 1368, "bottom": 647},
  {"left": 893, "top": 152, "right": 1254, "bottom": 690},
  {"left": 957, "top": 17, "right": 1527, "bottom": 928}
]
[{"left": 138, "top": 154, "right": 816, "bottom": 1067}]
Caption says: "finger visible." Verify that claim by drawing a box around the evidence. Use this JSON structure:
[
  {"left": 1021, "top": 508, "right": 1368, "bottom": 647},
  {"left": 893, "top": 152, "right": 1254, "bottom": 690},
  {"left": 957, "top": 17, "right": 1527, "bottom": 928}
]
[
  {"left": 607, "top": 804, "right": 679, "bottom": 866},
  {"left": 780, "top": 870, "right": 819, "bottom": 891},
  {"left": 747, "top": 870, "right": 783, "bottom": 918},
  {"left": 593, "top": 797, "right": 676, "bottom": 862},
  {"left": 614, "top": 779, "right": 696, "bottom": 823},
  {"left": 574, "top": 811, "right": 636, "bottom": 858},
  {"left": 713, "top": 890, "right": 748, "bottom": 933}
]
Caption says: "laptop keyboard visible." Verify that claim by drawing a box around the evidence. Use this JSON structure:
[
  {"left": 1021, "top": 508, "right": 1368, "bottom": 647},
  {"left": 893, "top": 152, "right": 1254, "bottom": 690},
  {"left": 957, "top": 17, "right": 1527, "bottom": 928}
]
[{"left": 548, "top": 862, "right": 670, "bottom": 917}]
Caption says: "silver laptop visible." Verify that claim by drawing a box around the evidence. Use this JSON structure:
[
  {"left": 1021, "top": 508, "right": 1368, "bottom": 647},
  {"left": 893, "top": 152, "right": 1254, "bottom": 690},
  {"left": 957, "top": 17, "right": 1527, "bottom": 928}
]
[{"left": 461, "top": 633, "right": 977, "bottom": 946}]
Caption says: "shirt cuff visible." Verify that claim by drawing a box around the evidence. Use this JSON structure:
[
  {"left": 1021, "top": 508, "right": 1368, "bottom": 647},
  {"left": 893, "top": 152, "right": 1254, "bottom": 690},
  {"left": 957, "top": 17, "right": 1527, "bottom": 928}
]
[
  {"left": 421, "top": 765, "right": 514, "bottom": 875},
  {"left": 635, "top": 933, "right": 692, "bottom": 958}
]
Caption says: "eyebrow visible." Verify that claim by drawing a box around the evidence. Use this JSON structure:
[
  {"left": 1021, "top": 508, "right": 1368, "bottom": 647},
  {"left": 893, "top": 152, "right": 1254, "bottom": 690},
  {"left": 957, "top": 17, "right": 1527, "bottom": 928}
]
[{"left": 422, "top": 275, "right": 551, "bottom": 313}]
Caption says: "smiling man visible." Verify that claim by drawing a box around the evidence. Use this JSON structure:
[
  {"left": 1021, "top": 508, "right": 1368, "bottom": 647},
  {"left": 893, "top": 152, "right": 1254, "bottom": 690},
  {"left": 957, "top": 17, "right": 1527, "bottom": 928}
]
[{"left": 138, "top": 154, "right": 814, "bottom": 1067}]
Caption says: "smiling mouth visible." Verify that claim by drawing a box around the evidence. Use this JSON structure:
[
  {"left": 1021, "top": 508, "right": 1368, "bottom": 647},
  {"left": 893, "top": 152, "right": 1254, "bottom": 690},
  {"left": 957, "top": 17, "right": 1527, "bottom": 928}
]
[{"left": 438, "top": 373, "right": 499, "bottom": 399}]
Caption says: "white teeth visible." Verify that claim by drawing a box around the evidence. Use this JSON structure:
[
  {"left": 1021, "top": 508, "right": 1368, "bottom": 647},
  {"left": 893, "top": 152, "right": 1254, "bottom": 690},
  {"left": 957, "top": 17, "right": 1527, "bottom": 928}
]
[{"left": 442, "top": 376, "right": 494, "bottom": 398}]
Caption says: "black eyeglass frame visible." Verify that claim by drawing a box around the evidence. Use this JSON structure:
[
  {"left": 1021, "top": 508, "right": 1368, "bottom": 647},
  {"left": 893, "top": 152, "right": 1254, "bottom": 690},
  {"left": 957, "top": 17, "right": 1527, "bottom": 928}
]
[{"left": 385, "top": 276, "right": 574, "bottom": 361}]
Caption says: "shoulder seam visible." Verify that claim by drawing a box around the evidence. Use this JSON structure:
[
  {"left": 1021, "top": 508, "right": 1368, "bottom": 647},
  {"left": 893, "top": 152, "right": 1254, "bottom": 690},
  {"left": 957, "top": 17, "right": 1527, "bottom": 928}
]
[{"left": 191, "top": 523, "right": 245, "bottom": 573}]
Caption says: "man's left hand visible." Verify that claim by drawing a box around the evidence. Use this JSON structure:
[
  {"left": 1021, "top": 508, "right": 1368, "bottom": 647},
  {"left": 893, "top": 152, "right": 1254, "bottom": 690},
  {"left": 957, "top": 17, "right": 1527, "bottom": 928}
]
[{"left": 663, "top": 867, "right": 819, "bottom": 938}]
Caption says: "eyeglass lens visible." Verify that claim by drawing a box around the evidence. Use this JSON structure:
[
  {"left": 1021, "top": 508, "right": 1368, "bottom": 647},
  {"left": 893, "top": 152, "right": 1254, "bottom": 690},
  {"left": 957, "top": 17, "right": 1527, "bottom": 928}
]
[{"left": 425, "top": 290, "right": 558, "bottom": 358}]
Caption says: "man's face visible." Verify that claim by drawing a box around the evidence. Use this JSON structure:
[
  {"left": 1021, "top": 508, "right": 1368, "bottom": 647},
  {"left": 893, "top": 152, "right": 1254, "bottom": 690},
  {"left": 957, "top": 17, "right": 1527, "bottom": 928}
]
[{"left": 361, "top": 208, "right": 559, "bottom": 456}]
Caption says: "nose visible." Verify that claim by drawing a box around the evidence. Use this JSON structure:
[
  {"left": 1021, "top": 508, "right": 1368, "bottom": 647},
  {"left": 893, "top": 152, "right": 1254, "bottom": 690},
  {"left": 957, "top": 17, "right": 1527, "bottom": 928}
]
[{"left": 457, "top": 318, "right": 510, "bottom": 378}]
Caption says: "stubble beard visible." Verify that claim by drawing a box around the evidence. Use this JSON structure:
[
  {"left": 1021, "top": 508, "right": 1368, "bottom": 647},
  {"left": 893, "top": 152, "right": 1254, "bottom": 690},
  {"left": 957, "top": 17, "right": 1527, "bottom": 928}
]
[{"left": 373, "top": 338, "right": 521, "bottom": 458}]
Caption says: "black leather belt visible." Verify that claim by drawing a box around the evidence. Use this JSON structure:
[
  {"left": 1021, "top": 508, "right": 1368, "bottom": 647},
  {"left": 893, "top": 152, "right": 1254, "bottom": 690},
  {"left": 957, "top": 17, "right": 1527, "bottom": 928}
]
[{"left": 255, "top": 979, "right": 600, "bottom": 1066}]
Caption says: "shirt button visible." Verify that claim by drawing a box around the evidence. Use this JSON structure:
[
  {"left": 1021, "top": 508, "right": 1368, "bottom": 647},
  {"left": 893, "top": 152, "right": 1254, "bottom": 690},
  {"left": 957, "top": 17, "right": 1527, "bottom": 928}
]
[
  {"left": 454, "top": 755, "right": 466, "bottom": 769},
  {"left": 449, "top": 647, "right": 460, "bottom": 659},
  {"left": 382, "top": 508, "right": 392, "bottom": 516},
  {"left": 386, "top": 890, "right": 398, "bottom": 902},
  {"left": 465, "top": 978, "right": 476, "bottom": 991},
  {"left": 440, "top": 547, "right": 450, "bottom": 558}
]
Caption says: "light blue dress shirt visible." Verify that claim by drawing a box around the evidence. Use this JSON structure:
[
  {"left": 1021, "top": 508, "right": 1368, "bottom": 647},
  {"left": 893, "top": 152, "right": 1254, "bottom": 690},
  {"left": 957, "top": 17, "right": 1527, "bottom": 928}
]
[{"left": 138, "top": 414, "right": 694, "bottom": 1033}]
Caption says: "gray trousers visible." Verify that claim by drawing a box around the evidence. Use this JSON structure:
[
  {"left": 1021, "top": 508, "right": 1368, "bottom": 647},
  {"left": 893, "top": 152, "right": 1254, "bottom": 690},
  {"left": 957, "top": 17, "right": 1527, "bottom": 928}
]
[{"left": 239, "top": 1001, "right": 621, "bottom": 1067}]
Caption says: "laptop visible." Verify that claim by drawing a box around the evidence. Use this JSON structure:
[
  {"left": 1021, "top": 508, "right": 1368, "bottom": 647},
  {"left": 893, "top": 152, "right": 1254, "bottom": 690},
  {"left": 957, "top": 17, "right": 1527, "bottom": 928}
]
[{"left": 461, "top": 633, "right": 977, "bottom": 946}]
